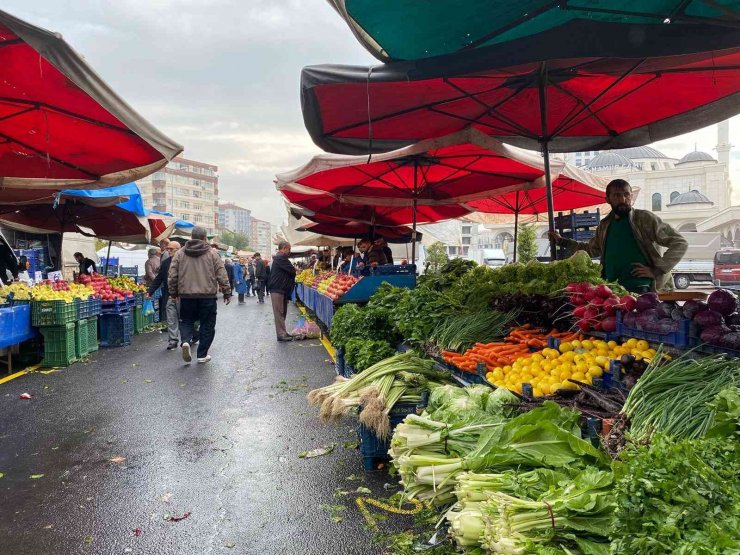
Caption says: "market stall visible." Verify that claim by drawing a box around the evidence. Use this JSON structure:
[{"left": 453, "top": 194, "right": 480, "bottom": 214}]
[{"left": 300, "top": 252, "right": 740, "bottom": 552}]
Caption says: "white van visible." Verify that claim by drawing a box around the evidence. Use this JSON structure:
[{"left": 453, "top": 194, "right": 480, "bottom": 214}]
[{"left": 480, "top": 248, "right": 507, "bottom": 267}]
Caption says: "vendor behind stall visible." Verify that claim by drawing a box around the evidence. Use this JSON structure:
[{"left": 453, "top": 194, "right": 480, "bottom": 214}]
[
  {"left": 0, "top": 241, "right": 19, "bottom": 284},
  {"left": 73, "top": 252, "right": 97, "bottom": 276},
  {"left": 549, "top": 179, "right": 688, "bottom": 292}
]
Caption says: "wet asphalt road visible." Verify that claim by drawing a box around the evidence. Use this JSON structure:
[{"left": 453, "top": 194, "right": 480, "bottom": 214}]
[{"left": 0, "top": 299, "right": 414, "bottom": 555}]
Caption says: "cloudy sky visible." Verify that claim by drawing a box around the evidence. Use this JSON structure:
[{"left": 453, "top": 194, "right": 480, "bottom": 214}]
[{"left": 5, "top": 1, "right": 739, "bottom": 224}]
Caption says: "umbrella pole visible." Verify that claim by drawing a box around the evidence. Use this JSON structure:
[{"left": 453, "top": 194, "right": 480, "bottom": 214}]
[
  {"left": 513, "top": 208, "right": 519, "bottom": 263},
  {"left": 411, "top": 160, "right": 418, "bottom": 266},
  {"left": 538, "top": 63, "right": 557, "bottom": 261},
  {"left": 104, "top": 239, "right": 112, "bottom": 275}
]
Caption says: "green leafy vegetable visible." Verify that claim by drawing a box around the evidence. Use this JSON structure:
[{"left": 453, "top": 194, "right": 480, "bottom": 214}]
[
  {"left": 344, "top": 338, "right": 397, "bottom": 372},
  {"left": 431, "top": 309, "right": 518, "bottom": 352}
]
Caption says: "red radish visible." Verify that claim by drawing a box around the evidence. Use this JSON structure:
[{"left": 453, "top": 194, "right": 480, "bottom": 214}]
[
  {"left": 603, "top": 297, "right": 620, "bottom": 315},
  {"left": 620, "top": 295, "right": 637, "bottom": 311},
  {"left": 594, "top": 321, "right": 604, "bottom": 331},
  {"left": 576, "top": 282, "right": 592, "bottom": 293},
  {"left": 576, "top": 319, "right": 591, "bottom": 332},
  {"left": 583, "top": 306, "right": 600, "bottom": 321},
  {"left": 570, "top": 293, "right": 586, "bottom": 306},
  {"left": 573, "top": 305, "right": 588, "bottom": 319},
  {"left": 584, "top": 289, "right": 597, "bottom": 302},
  {"left": 565, "top": 283, "right": 579, "bottom": 293},
  {"left": 601, "top": 316, "right": 617, "bottom": 332},
  {"left": 594, "top": 284, "right": 613, "bottom": 298},
  {"left": 590, "top": 296, "right": 605, "bottom": 307}
]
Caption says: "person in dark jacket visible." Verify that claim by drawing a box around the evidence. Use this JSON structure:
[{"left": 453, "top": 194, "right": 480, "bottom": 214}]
[
  {"left": 253, "top": 253, "right": 266, "bottom": 303},
  {"left": 267, "top": 241, "right": 297, "bottom": 341},
  {"left": 74, "top": 252, "right": 97, "bottom": 276},
  {"left": 375, "top": 237, "right": 393, "bottom": 265},
  {"left": 264, "top": 262, "right": 271, "bottom": 297},
  {"left": 148, "top": 241, "right": 180, "bottom": 349},
  {"left": 223, "top": 258, "right": 235, "bottom": 295},
  {"left": 246, "top": 260, "right": 256, "bottom": 297},
  {"left": 0, "top": 242, "right": 19, "bottom": 285}
]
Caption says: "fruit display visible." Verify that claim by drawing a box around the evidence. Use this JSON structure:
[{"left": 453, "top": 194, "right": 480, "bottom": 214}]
[
  {"left": 106, "top": 275, "right": 146, "bottom": 293},
  {"left": 0, "top": 282, "right": 33, "bottom": 301},
  {"left": 78, "top": 274, "right": 135, "bottom": 302},
  {"left": 566, "top": 282, "right": 632, "bottom": 333},
  {"left": 486, "top": 338, "right": 657, "bottom": 396},
  {"left": 30, "top": 281, "right": 94, "bottom": 302},
  {"left": 295, "top": 269, "right": 314, "bottom": 284},
  {"left": 316, "top": 274, "right": 336, "bottom": 294},
  {"left": 302, "top": 271, "right": 360, "bottom": 301}
]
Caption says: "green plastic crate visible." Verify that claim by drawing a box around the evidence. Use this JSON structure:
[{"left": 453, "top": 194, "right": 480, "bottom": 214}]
[
  {"left": 40, "top": 323, "right": 77, "bottom": 367},
  {"left": 134, "top": 305, "right": 145, "bottom": 334},
  {"left": 32, "top": 300, "right": 77, "bottom": 326},
  {"left": 74, "top": 319, "right": 89, "bottom": 358},
  {"left": 86, "top": 316, "right": 98, "bottom": 353}
]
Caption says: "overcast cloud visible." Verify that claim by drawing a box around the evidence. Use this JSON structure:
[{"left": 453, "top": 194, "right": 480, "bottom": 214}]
[{"left": 4, "top": 2, "right": 738, "bottom": 223}]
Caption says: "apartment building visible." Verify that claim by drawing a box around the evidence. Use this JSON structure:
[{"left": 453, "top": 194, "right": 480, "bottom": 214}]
[
  {"left": 250, "top": 217, "right": 273, "bottom": 255},
  {"left": 218, "top": 202, "right": 251, "bottom": 236}
]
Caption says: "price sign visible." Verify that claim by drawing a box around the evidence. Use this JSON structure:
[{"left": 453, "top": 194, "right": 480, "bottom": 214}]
[
  {"left": 47, "top": 271, "right": 63, "bottom": 282},
  {"left": 34, "top": 271, "right": 43, "bottom": 282}
]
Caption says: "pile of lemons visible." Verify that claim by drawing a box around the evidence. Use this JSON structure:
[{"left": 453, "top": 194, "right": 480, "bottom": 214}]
[{"left": 486, "top": 338, "right": 657, "bottom": 397}]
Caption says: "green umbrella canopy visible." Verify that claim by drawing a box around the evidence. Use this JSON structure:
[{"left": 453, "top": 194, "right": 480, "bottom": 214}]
[{"left": 328, "top": 0, "right": 740, "bottom": 62}]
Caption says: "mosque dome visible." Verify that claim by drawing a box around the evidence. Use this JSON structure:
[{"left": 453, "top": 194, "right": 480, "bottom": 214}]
[
  {"left": 618, "top": 146, "right": 669, "bottom": 159},
  {"left": 667, "top": 190, "right": 714, "bottom": 206},
  {"left": 586, "top": 152, "right": 633, "bottom": 171},
  {"left": 676, "top": 151, "right": 716, "bottom": 165}
]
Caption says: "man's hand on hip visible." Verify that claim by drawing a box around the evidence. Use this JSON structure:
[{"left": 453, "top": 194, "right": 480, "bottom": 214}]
[{"left": 631, "top": 263, "right": 656, "bottom": 279}]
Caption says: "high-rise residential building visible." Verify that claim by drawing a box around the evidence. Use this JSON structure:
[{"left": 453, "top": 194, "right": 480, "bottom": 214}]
[
  {"left": 564, "top": 150, "right": 602, "bottom": 167},
  {"left": 250, "top": 217, "right": 273, "bottom": 255},
  {"left": 218, "top": 202, "right": 251, "bottom": 236},
  {"left": 137, "top": 156, "right": 219, "bottom": 236}
]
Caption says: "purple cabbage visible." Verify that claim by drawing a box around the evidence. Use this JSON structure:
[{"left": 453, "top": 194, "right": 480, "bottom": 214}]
[
  {"left": 700, "top": 325, "right": 729, "bottom": 345},
  {"left": 724, "top": 313, "right": 740, "bottom": 327},
  {"left": 694, "top": 310, "right": 724, "bottom": 329},
  {"left": 635, "top": 292, "right": 660, "bottom": 312},
  {"left": 656, "top": 301, "right": 677, "bottom": 319},
  {"left": 671, "top": 307, "right": 685, "bottom": 322},
  {"left": 707, "top": 289, "right": 738, "bottom": 317},
  {"left": 681, "top": 299, "right": 708, "bottom": 319},
  {"left": 623, "top": 311, "right": 637, "bottom": 328},
  {"left": 635, "top": 309, "right": 660, "bottom": 330},
  {"left": 719, "top": 331, "right": 740, "bottom": 351}
]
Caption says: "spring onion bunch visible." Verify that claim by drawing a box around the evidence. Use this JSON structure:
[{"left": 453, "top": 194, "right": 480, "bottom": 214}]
[
  {"left": 430, "top": 309, "right": 519, "bottom": 352},
  {"left": 622, "top": 351, "right": 740, "bottom": 441}
]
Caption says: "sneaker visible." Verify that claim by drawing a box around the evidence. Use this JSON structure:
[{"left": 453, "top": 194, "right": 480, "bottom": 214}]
[
  {"left": 277, "top": 335, "right": 294, "bottom": 342},
  {"left": 166, "top": 343, "right": 178, "bottom": 350},
  {"left": 197, "top": 355, "right": 212, "bottom": 364},
  {"left": 181, "top": 342, "right": 192, "bottom": 362}
]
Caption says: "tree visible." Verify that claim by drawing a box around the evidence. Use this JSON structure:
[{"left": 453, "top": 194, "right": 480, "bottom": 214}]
[
  {"left": 516, "top": 223, "right": 538, "bottom": 263},
  {"left": 424, "top": 241, "right": 449, "bottom": 274},
  {"left": 220, "top": 230, "right": 250, "bottom": 251}
]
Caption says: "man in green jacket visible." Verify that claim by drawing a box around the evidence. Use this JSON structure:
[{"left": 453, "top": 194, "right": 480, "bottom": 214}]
[{"left": 549, "top": 179, "right": 688, "bottom": 292}]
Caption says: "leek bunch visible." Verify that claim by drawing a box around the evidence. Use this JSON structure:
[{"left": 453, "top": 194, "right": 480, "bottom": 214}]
[{"left": 307, "top": 352, "right": 451, "bottom": 439}]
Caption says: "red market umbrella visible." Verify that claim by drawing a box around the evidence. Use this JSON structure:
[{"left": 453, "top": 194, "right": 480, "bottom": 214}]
[
  {"left": 296, "top": 220, "right": 420, "bottom": 243},
  {"left": 0, "top": 202, "right": 151, "bottom": 243},
  {"left": 300, "top": 48, "right": 739, "bottom": 256},
  {"left": 277, "top": 128, "right": 606, "bottom": 260},
  {"left": 0, "top": 10, "right": 182, "bottom": 204}
]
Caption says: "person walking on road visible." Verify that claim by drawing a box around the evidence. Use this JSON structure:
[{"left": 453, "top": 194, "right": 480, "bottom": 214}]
[
  {"left": 144, "top": 248, "right": 161, "bottom": 287},
  {"left": 253, "top": 253, "right": 266, "bottom": 303},
  {"left": 267, "top": 241, "right": 297, "bottom": 342},
  {"left": 148, "top": 241, "right": 181, "bottom": 350},
  {"left": 223, "top": 257, "right": 235, "bottom": 296},
  {"left": 246, "top": 260, "right": 256, "bottom": 297},
  {"left": 168, "top": 226, "right": 232, "bottom": 364},
  {"left": 234, "top": 257, "right": 248, "bottom": 304}
]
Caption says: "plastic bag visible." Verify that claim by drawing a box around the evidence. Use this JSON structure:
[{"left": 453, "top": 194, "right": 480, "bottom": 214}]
[
  {"left": 142, "top": 298, "right": 155, "bottom": 316},
  {"left": 290, "top": 319, "right": 321, "bottom": 340}
]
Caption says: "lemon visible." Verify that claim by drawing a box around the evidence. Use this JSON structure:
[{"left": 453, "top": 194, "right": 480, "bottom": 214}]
[
  {"left": 561, "top": 381, "right": 579, "bottom": 391},
  {"left": 607, "top": 340, "right": 617, "bottom": 349},
  {"left": 530, "top": 353, "right": 544, "bottom": 363},
  {"left": 625, "top": 338, "right": 637, "bottom": 348},
  {"left": 533, "top": 387, "right": 543, "bottom": 397},
  {"left": 581, "top": 340, "right": 592, "bottom": 351},
  {"left": 636, "top": 340, "right": 649, "bottom": 351},
  {"left": 588, "top": 366, "right": 604, "bottom": 378},
  {"left": 571, "top": 372, "right": 587, "bottom": 382},
  {"left": 559, "top": 370, "right": 572, "bottom": 381},
  {"left": 559, "top": 342, "right": 573, "bottom": 353}
]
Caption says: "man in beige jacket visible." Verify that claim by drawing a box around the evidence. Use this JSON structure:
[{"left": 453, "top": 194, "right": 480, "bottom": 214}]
[{"left": 168, "top": 226, "right": 231, "bottom": 364}]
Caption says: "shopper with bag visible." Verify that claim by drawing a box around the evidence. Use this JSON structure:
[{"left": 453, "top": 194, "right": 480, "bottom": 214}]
[
  {"left": 168, "top": 226, "right": 232, "bottom": 364},
  {"left": 234, "top": 257, "right": 248, "bottom": 304}
]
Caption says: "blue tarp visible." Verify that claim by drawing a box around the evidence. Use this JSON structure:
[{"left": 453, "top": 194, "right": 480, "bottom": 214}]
[{"left": 54, "top": 182, "right": 147, "bottom": 216}]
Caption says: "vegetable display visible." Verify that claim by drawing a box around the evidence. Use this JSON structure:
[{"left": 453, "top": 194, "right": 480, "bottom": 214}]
[
  {"left": 430, "top": 309, "right": 518, "bottom": 353},
  {"left": 566, "top": 282, "right": 626, "bottom": 333}
]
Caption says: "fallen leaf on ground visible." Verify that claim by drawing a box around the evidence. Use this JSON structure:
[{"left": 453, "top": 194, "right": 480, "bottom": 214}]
[
  {"left": 19, "top": 393, "right": 32, "bottom": 399},
  {"left": 133, "top": 528, "right": 142, "bottom": 537},
  {"left": 144, "top": 379, "right": 153, "bottom": 384},
  {"left": 164, "top": 511, "right": 191, "bottom": 522},
  {"left": 224, "top": 542, "right": 236, "bottom": 549},
  {"left": 342, "top": 441, "right": 359, "bottom": 450},
  {"left": 160, "top": 492, "right": 173, "bottom": 503},
  {"left": 30, "top": 474, "right": 44, "bottom": 479},
  {"left": 298, "top": 443, "right": 335, "bottom": 459},
  {"left": 84, "top": 535, "right": 93, "bottom": 545},
  {"left": 345, "top": 474, "right": 363, "bottom": 482},
  {"left": 39, "top": 369, "right": 57, "bottom": 375},
  {"left": 110, "top": 456, "right": 126, "bottom": 465},
  {"left": 355, "top": 486, "right": 372, "bottom": 494}
]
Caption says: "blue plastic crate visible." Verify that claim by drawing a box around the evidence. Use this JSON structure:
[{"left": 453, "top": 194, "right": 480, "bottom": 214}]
[
  {"left": 617, "top": 311, "right": 691, "bottom": 349},
  {"left": 688, "top": 336, "right": 740, "bottom": 358},
  {"left": 101, "top": 298, "right": 130, "bottom": 314},
  {"left": 561, "top": 229, "right": 596, "bottom": 241},
  {"left": 99, "top": 312, "right": 133, "bottom": 347},
  {"left": 75, "top": 297, "right": 102, "bottom": 319},
  {"left": 152, "top": 287, "right": 163, "bottom": 301},
  {"left": 357, "top": 403, "right": 417, "bottom": 471},
  {"left": 0, "top": 307, "right": 12, "bottom": 339},
  {"left": 334, "top": 347, "right": 345, "bottom": 376}
]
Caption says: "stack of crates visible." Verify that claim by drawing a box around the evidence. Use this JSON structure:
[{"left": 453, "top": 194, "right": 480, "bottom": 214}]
[
  {"left": 99, "top": 296, "right": 134, "bottom": 347},
  {"left": 76, "top": 297, "right": 101, "bottom": 355},
  {"left": 555, "top": 209, "right": 601, "bottom": 259},
  {"left": 33, "top": 300, "right": 79, "bottom": 367}
]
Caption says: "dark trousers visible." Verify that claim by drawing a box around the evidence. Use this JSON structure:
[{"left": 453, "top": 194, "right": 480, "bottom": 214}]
[
  {"left": 238, "top": 293, "right": 245, "bottom": 303},
  {"left": 179, "top": 298, "right": 217, "bottom": 358},
  {"left": 255, "top": 279, "right": 265, "bottom": 302}
]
